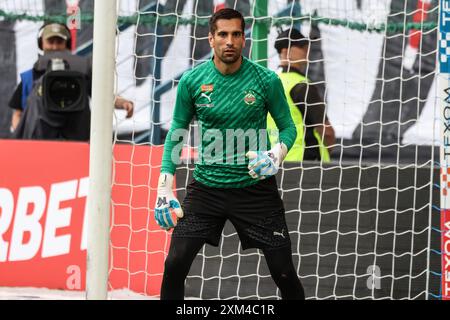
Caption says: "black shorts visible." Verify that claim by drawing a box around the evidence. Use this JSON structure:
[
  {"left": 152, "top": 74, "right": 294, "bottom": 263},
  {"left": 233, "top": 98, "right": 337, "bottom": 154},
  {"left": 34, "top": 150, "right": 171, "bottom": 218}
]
[{"left": 173, "top": 176, "right": 291, "bottom": 250}]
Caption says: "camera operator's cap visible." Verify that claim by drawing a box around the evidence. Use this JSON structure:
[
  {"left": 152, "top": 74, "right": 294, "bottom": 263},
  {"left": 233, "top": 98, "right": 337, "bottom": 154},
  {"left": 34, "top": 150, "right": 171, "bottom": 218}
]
[
  {"left": 41, "top": 23, "right": 70, "bottom": 41},
  {"left": 274, "top": 28, "right": 309, "bottom": 54}
]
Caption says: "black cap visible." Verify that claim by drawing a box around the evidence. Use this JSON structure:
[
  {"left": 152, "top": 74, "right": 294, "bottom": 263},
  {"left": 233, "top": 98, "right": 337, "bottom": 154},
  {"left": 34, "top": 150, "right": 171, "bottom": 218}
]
[{"left": 274, "top": 28, "right": 309, "bottom": 53}]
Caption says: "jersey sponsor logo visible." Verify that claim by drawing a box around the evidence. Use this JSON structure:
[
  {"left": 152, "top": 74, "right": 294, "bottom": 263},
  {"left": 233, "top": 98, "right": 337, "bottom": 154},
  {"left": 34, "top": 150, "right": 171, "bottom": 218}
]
[
  {"left": 196, "top": 91, "right": 214, "bottom": 107},
  {"left": 201, "top": 84, "right": 214, "bottom": 92},
  {"left": 243, "top": 90, "right": 256, "bottom": 105},
  {"left": 200, "top": 92, "right": 212, "bottom": 103}
]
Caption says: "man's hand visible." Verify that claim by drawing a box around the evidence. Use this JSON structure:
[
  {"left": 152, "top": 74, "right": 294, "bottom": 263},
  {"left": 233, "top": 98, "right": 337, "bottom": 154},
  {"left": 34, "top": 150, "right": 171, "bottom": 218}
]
[
  {"left": 10, "top": 109, "right": 22, "bottom": 132},
  {"left": 154, "top": 173, "right": 184, "bottom": 230},
  {"left": 246, "top": 143, "right": 288, "bottom": 180},
  {"left": 114, "top": 96, "right": 134, "bottom": 118}
]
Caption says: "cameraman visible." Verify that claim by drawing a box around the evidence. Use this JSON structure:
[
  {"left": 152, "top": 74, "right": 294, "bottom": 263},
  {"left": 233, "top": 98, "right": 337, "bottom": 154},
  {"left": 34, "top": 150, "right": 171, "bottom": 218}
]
[{"left": 8, "top": 22, "right": 133, "bottom": 141}]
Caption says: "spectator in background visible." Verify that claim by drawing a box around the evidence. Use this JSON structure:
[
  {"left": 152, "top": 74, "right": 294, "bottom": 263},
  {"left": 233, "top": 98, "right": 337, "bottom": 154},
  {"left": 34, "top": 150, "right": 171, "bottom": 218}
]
[
  {"left": 267, "top": 28, "right": 335, "bottom": 162},
  {"left": 9, "top": 22, "right": 133, "bottom": 141}
]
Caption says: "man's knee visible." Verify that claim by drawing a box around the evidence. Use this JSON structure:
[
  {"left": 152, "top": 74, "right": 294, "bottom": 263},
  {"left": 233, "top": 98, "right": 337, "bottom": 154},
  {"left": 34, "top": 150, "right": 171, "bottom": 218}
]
[
  {"left": 164, "top": 250, "right": 181, "bottom": 272},
  {"left": 163, "top": 238, "right": 203, "bottom": 273}
]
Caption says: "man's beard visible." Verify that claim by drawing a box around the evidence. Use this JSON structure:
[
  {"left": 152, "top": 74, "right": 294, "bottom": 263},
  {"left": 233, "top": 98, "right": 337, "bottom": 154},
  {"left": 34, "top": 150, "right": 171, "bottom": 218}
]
[{"left": 218, "top": 50, "right": 241, "bottom": 64}]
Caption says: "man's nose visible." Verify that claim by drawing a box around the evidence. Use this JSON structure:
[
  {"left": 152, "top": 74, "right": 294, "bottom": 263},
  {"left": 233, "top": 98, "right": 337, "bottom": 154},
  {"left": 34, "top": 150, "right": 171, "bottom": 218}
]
[
  {"left": 47, "top": 41, "right": 59, "bottom": 50},
  {"left": 226, "top": 35, "right": 233, "bottom": 46}
]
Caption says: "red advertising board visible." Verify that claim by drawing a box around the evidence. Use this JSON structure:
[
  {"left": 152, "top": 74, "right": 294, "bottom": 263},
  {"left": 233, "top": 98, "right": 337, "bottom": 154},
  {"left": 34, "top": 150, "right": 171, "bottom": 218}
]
[{"left": 0, "top": 140, "right": 167, "bottom": 296}]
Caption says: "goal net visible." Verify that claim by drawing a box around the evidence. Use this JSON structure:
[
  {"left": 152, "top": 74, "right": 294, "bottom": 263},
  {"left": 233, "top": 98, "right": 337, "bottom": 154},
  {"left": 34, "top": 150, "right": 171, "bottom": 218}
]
[
  {"left": 0, "top": 0, "right": 444, "bottom": 300},
  {"left": 120, "top": 0, "right": 441, "bottom": 300}
]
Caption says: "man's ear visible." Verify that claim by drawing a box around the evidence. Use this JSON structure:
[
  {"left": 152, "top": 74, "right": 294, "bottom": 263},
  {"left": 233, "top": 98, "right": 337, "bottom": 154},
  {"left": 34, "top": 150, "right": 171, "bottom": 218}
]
[
  {"left": 279, "top": 48, "right": 288, "bottom": 62},
  {"left": 208, "top": 32, "right": 214, "bottom": 48}
]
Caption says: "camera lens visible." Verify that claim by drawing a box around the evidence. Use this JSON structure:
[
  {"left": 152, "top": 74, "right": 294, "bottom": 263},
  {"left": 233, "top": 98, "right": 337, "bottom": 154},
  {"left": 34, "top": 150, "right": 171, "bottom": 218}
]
[{"left": 48, "top": 77, "right": 81, "bottom": 109}]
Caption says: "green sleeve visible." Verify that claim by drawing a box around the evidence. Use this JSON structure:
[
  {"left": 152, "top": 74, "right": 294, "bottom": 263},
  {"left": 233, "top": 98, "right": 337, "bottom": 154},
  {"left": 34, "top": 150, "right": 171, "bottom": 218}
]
[
  {"left": 160, "top": 75, "right": 195, "bottom": 174},
  {"left": 267, "top": 73, "right": 297, "bottom": 150}
]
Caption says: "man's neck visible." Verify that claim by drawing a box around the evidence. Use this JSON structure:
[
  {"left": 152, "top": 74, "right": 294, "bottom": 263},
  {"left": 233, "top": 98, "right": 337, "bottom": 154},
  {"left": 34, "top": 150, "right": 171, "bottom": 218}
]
[
  {"left": 280, "top": 63, "right": 304, "bottom": 75},
  {"left": 213, "top": 56, "right": 243, "bottom": 75}
]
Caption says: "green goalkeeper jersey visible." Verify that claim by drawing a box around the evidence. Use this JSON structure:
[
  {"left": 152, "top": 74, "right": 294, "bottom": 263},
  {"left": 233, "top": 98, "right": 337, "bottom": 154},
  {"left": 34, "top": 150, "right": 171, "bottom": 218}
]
[{"left": 161, "top": 56, "right": 296, "bottom": 188}]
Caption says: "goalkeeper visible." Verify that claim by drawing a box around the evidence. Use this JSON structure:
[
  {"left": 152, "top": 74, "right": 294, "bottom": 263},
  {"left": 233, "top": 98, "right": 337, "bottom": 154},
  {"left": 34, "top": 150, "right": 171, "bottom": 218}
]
[{"left": 154, "top": 8, "right": 305, "bottom": 300}]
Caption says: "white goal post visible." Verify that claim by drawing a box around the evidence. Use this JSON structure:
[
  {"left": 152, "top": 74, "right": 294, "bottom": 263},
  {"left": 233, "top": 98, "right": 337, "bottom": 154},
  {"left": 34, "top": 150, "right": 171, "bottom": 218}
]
[{"left": 85, "top": 0, "right": 118, "bottom": 300}]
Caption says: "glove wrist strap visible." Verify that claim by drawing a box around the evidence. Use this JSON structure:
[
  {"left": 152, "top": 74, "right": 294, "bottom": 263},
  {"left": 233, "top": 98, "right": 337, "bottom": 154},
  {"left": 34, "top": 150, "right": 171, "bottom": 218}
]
[
  {"left": 271, "top": 142, "right": 288, "bottom": 165},
  {"left": 158, "top": 173, "right": 174, "bottom": 191}
]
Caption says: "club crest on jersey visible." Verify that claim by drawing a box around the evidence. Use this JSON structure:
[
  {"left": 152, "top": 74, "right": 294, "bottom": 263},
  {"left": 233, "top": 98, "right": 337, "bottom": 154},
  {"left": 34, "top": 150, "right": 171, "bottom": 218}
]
[
  {"left": 244, "top": 90, "right": 256, "bottom": 105},
  {"left": 201, "top": 84, "right": 214, "bottom": 92}
]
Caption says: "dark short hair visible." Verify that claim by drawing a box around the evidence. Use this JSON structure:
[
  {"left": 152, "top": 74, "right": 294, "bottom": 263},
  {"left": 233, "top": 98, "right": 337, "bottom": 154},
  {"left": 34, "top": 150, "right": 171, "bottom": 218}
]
[
  {"left": 209, "top": 8, "right": 245, "bottom": 34},
  {"left": 274, "top": 28, "right": 309, "bottom": 54}
]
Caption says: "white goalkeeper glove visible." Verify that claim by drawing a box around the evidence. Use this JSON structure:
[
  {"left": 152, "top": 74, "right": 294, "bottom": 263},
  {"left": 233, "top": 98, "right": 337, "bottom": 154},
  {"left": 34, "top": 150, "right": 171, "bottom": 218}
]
[
  {"left": 154, "top": 173, "right": 184, "bottom": 230},
  {"left": 246, "top": 143, "right": 288, "bottom": 180}
]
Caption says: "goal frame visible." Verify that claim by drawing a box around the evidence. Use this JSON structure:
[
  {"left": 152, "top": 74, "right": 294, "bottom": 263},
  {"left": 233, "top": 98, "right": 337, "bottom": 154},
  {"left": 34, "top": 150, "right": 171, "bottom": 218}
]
[{"left": 85, "top": 0, "right": 118, "bottom": 300}]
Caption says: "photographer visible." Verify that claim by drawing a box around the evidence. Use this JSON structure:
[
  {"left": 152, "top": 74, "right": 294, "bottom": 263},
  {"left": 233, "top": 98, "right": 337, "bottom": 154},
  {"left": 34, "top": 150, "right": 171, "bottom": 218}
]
[{"left": 8, "top": 22, "right": 133, "bottom": 141}]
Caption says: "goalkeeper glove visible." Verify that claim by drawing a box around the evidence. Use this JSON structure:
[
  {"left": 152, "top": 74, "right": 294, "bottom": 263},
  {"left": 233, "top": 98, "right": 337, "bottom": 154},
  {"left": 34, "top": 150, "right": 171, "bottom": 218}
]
[
  {"left": 154, "top": 173, "right": 184, "bottom": 230},
  {"left": 246, "top": 142, "right": 288, "bottom": 179}
]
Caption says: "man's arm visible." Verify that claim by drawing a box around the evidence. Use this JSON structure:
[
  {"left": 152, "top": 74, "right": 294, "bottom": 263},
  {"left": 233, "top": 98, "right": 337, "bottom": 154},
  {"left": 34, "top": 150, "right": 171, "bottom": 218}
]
[
  {"left": 85, "top": 56, "right": 133, "bottom": 118},
  {"left": 160, "top": 75, "right": 195, "bottom": 174},
  {"left": 314, "top": 120, "right": 335, "bottom": 151},
  {"left": 246, "top": 74, "right": 296, "bottom": 179},
  {"left": 153, "top": 75, "right": 194, "bottom": 230},
  {"left": 267, "top": 74, "right": 297, "bottom": 150},
  {"left": 290, "top": 82, "right": 335, "bottom": 151},
  {"left": 11, "top": 110, "right": 22, "bottom": 132},
  {"left": 8, "top": 83, "right": 23, "bottom": 132}
]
